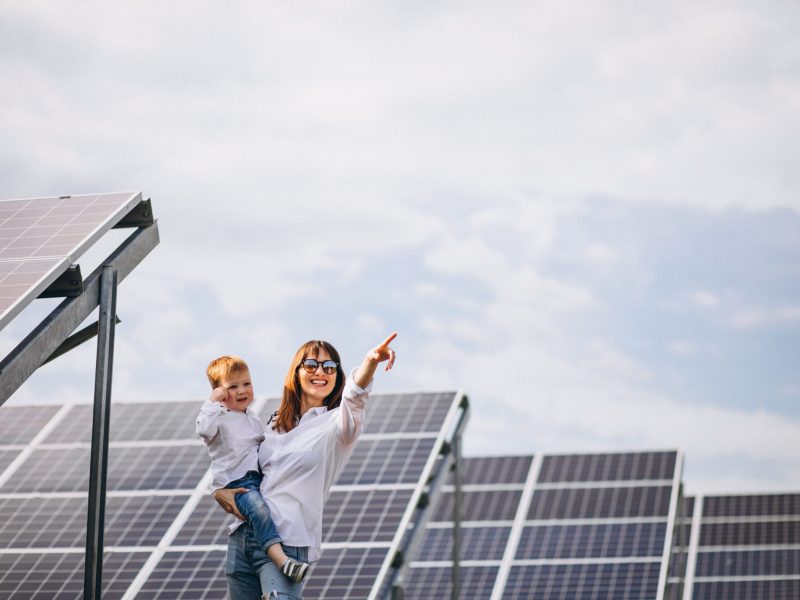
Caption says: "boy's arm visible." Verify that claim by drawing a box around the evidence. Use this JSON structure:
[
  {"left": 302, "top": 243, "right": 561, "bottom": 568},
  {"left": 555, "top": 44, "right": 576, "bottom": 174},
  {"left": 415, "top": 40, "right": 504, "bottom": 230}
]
[{"left": 195, "top": 387, "right": 229, "bottom": 442}]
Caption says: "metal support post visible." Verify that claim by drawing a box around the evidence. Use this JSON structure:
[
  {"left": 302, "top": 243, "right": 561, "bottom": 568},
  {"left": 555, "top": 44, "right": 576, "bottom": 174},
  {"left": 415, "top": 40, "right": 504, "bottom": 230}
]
[
  {"left": 84, "top": 266, "right": 118, "bottom": 599},
  {"left": 451, "top": 434, "right": 462, "bottom": 600}
]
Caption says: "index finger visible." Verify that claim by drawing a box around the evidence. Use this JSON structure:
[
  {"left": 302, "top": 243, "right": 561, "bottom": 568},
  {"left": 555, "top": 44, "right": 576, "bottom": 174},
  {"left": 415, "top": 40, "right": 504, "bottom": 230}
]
[{"left": 378, "top": 332, "right": 398, "bottom": 349}]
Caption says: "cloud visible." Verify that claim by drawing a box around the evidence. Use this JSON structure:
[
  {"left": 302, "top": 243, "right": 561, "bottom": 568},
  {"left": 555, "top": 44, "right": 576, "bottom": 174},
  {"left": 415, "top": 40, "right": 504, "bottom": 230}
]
[
  {"left": 730, "top": 305, "right": 800, "bottom": 330},
  {"left": 2, "top": 2, "right": 799, "bottom": 499}
]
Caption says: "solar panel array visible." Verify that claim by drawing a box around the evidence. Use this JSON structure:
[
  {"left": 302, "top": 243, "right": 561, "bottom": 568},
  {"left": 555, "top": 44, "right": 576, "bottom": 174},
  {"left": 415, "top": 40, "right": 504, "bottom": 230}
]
[
  {"left": 406, "top": 451, "right": 682, "bottom": 600},
  {"left": 667, "top": 493, "right": 800, "bottom": 600},
  {"left": 0, "top": 391, "right": 463, "bottom": 599},
  {"left": 3, "top": 395, "right": 798, "bottom": 600},
  {"left": 0, "top": 193, "right": 142, "bottom": 331}
]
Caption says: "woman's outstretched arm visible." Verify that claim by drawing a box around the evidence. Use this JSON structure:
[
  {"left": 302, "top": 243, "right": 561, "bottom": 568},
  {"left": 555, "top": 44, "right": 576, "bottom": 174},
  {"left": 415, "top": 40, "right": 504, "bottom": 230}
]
[{"left": 353, "top": 332, "right": 397, "bottom": 388}]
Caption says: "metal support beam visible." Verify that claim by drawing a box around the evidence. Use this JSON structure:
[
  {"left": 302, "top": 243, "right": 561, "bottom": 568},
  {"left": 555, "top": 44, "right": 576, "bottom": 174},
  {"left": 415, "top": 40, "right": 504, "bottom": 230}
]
[
  {"left": 84, "top": 266, "right": 117, "bottom": 599},
  {"left": 0, "top": 222, "right": 159, "bottom": 407},
  {"left": 450, "top": 433, "right": 462, "bottom": 600},
  {"left": 42, "top": 316, "right": 121, "bottom": 366},
  {"left": 388, "top": 394, "right": 470, "bottom": 600}
]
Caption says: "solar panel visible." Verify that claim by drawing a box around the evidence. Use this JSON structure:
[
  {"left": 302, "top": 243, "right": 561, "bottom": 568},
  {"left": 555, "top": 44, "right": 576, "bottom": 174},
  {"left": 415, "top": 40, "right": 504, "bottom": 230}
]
[
  {"left": 407, "top": 451, "right": 682, "bottom": 600},
  {"left": 673, "top": 492, "right": 800, "bottom": 600},
  {"left": 0, "top": 391, "right": 464, "bottom": 599},
  {"left": 0, "top": 192, "right": 143, "bottom": 331}
]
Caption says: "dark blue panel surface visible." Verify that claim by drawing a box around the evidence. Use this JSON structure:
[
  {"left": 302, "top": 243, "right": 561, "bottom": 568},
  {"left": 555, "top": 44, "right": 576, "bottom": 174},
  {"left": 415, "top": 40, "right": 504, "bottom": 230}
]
[
  {"left": 538, "top": 451, "right": 677, "bottom": 483},
  {"left": 432, "top": 489, "right": 522, "bottom": 522},
  {"left": 415, "top": 526, "right": 511, "bottom": 561},
  {"left": 693, "top": 579, "right": 800, "bottom": 600},
  {"left": 528, "top": 486, "right": 673, "bottom": 519},
  {"left": 694, "top": 549, "right": 800, "bottom": 577},
  {"left": 137, "top": 550, "right": 227, "bottom": 600},
  {"left": 404, "top": 565, "right": 499, "bottom": 599},
  {"left": 702, "top": 494, "right": 800, "bottom": 517},
  {"left": 3, "top": 445, "right": 208, "bottom": 492},
  {"left": 303, "top": 547, "right": 388, "bottom": 600},
  {"left": 516, "top": 522, "right": 667, "bottom": 559},
  {"left": 504, "top": 561, "right": 661, "bottom": 600},
  {"left": 0, "top": 551, "right": 148, "bottom": 600},
  {"left": 336, "top": 437, "right": 436, "bottom": 485}
]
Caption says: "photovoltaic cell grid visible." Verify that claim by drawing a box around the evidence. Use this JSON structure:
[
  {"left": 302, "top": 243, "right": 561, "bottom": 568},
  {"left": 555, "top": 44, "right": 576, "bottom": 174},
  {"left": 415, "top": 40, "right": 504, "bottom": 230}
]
[
  {"left": 0, "top": 192, "right": 142, "bottom": 331},
  {"left": 670, "top": 492, "right": 800, "bottom": 600},
  {"left": 407, "top": 451, "right": 680, "bottom": 600},
  {"left": 0, "top": 391, "right": 461, "bottom": 599}
]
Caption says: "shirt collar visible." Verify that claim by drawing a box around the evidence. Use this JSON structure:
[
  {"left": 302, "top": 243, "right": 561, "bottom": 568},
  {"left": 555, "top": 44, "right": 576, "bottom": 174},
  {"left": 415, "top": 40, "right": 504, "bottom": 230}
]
[{"left": 299, "top": 405, "right": 328, "bottom": 424}]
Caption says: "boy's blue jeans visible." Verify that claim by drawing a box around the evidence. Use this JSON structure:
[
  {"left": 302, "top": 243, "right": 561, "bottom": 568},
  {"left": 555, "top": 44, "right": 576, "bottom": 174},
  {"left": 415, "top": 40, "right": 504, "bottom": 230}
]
[{"left": 226, "top": 470, "right": 282, "bottom": 552}]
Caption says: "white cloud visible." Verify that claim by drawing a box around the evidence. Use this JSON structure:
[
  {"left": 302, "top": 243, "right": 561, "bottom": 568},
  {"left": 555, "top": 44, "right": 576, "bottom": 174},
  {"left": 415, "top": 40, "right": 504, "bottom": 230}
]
[
  {"left": 690, "top": 290, "right": 720, "bottom": 308},
  {"left": 1, "top": 1, "right": 798, "bottom": 499},
  {"left": 730, "top": 305, "right": 800, "bottom": 329}
]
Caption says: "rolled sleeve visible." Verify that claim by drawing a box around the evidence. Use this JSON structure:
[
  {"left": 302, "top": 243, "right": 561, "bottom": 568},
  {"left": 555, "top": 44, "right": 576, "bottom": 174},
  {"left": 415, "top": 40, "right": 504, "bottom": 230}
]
[
  {"left": 195, "top": 400, "right": 226, "bottom": 443},
  {"left": 338, "top": 367, "right": 372, "bottom": 445}
]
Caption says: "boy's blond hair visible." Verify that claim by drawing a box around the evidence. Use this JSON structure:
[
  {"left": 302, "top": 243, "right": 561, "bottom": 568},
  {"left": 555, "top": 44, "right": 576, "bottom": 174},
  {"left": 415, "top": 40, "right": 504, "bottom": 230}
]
[{"left": 206, "top": 355, "right": 250, "bottom": 388}]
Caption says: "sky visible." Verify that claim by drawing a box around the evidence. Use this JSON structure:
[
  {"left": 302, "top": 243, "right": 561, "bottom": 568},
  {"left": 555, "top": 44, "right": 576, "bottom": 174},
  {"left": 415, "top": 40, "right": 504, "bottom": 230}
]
[{"left": 1, "top": 1, "right": 799, "bottom": 495}]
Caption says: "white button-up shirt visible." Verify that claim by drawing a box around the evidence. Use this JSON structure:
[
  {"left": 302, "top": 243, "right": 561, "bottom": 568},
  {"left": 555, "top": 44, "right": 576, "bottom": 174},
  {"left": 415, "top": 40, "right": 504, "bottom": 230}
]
[
  {"left": 195, "top": 400, "right": 265, "bottom": 492},
  {"left": 228, "top": 370, "right": 371, "bottom": 563}
]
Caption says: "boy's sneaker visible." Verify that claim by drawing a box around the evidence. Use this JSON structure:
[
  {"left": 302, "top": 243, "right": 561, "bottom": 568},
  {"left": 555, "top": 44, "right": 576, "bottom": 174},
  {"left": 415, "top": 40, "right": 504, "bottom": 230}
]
[{"left": 281, "top": 557, "right": 309, "bottom": 583}]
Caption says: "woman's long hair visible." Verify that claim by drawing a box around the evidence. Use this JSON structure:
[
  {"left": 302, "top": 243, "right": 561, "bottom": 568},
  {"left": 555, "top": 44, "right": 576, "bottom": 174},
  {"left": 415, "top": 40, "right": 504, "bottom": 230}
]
[{"left": 274, "top": 340, "right": 345, "bottom": 432}]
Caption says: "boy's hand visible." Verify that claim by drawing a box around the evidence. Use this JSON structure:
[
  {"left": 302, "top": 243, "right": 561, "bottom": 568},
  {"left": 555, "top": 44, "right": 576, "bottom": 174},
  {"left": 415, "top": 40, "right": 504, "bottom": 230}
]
[{"left": 210, "top": 386, "right": 231, "bottom": 406}]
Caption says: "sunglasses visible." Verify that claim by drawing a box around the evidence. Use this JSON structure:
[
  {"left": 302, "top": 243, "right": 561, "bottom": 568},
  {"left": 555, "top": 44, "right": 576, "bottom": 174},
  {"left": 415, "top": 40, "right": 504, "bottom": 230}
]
[{"left": 300, "top": 358, "right": 339, "bottom": 375}]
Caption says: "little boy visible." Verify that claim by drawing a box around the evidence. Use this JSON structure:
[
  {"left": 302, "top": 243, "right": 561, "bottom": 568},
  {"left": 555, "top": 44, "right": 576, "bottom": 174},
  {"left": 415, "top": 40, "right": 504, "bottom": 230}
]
[{"left": 196, "top": 355, "right": 308, "bottom": 583}]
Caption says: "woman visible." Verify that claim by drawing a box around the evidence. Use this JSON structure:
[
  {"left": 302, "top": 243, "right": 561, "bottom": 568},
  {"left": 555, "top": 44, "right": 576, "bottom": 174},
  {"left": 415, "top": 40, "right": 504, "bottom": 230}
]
[{"left": 213, "top": 333, "right": 397, "bottom": 599}]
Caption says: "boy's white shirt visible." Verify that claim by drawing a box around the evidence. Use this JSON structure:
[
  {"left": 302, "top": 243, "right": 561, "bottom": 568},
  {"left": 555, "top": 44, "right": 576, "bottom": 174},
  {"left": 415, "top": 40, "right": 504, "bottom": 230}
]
[
  {"left": 227, "top": 369, "right": 372, "bottom": 563},
  {"left": 195, "top": 399, "right": 265, "bottom": 492}
]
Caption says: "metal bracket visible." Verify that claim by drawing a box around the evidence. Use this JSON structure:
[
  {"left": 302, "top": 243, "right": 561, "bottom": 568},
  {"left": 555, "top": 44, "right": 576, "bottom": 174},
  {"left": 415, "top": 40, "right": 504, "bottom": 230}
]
[
  {"left": 113, "top": 198, "right": 154, "bottom": 228},
  {"left": 37, "top": 264, "right": 83, "bottom": 298},
  {"left": 42, "top": 316, "right": 122, "bottom": 365}
]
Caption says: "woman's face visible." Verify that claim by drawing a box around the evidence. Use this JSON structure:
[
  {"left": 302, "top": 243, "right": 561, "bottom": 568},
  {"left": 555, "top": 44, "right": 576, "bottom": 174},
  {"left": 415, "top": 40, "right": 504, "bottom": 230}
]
[{"left": 297, "top": 349, "right": 338, "bottom": 405}]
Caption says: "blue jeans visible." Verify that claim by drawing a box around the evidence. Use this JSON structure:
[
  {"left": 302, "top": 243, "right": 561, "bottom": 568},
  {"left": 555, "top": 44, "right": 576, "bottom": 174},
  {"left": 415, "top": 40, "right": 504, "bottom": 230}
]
[
  {"left": 226, "top": 524, "right": 307, "bottom": 599},
  {"left": 226, "top": 470, "right": 282, "bottom": 551}
]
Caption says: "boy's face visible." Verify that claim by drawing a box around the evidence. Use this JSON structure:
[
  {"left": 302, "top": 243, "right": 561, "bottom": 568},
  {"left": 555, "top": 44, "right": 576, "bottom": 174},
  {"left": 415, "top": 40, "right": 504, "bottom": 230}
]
[{"left": 219, "top": 369, "right": 255, "bottom": 412}]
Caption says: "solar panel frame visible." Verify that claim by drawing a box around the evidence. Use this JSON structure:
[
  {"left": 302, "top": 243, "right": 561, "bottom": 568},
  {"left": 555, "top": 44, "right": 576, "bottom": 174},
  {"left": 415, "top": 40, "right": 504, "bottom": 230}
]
[{"left": 0, "top": 192, "right": 143, "bottom": 332}]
